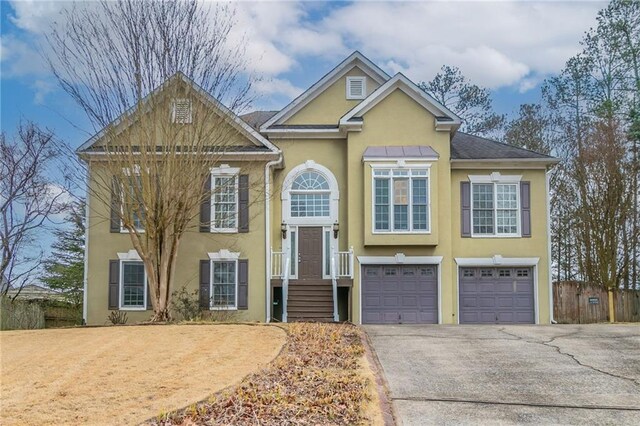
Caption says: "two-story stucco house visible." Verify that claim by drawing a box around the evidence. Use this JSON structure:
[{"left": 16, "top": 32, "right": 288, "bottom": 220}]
[{"left": 81, "top": 52, "right": 558, "bottom": 325}]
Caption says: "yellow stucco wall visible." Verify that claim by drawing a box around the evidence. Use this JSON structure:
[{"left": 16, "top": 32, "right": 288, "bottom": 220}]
[
  {"left": 85, "top": 161, "right": 268, "bottom": 325},
  {"left": 284, "top": 67, "right": 381, "bottom": 125}
]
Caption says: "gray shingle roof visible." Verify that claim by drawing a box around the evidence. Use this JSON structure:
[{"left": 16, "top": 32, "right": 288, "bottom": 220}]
[
  {"left": 240, "top": 111, "right": 278, "bottom": 130},
  {"left": 451, "top": 132, "right": 555, "bottom": 160}
]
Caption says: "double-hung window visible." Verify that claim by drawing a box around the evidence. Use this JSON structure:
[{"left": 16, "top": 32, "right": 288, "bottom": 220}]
[
  {"left": 374, "top": 168, "right": 430, "bottom": 232},
  {"left": 211, "top": 260, "right": 237, "bottom": 308},
  {"left": 120, "top": 172, "right": 145, "bottom": 232},
  {"left": 472, "top": 182, "right": 519, "bottom": 236},
  {"left": 120, "top": 261, "right": 146, "bottom": 309},
  {"left": 211, "top": 168, "right": 239, "bottom": 232}
]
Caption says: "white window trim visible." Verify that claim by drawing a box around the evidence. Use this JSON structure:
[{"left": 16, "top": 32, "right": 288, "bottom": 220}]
[
  {"left": 346, "top": 76, "right": 367, "bottom": 100},
  {"left": 209, "top": 258, "right": 238, "bottom": 310},
  {"left": 118, "top": 259, "right": 147, "bottom": 311},
  {"left": 469, "top": 173, "right": 522, "bottom": 238},
  {"left": 210, "top": 165, "right": 240, "bottom": 233},
  {"left": 281, "top": 161, "right": 339, "bottom": 226},
  {"left": 454, "top": 257, "right": 539, "bottom": 325},
  {"left": 171, "top": 98, "right": 193, "bottom": 124},
  {"left": 357, "top": 254, "right": 443, "bottom": 325},
  {"left": 371, "top": 165, "right": 432, "bottom": 234}
]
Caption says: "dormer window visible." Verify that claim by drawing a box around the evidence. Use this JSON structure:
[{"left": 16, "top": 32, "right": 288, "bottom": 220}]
[
  {"left": 346, "top": 77, "right": 366, "bottom": 100},
  {"left": 171, "top": 98, "right": 192, "bottom": 124}
]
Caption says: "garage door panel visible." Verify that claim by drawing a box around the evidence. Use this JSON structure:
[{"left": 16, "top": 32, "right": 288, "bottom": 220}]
[
  {"left": 459, "top": 267, "right": 534, "bottom": 324},
  {"left": 362, "top": 264, "right": 438, "bottom": 324}
]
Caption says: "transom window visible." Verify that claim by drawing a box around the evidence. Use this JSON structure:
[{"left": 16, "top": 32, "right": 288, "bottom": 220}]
[
  {"left": 211, "top": 261, "right": 237, "bottom": 308},
  {"left": 290, "top": 171, "right": 330, "bottom": 217},
  {"left": 374, "top": 168, "right": 430, "bottom": 232},
  {"left": 472, "top": 183, "right": 519, "bottom": 236},
  {"left": 120, "top": 261, "right": 146, "bottom": 309}
]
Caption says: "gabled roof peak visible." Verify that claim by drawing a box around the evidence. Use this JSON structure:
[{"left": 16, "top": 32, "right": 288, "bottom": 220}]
[{"left": 260, "top": 51, "right": 390, "bottom": 131}]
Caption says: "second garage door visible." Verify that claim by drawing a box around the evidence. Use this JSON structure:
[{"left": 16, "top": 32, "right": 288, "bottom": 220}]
[
  {"left": 362, "top": 265, "right": 438, "bottom": 324},
  {"left": 459, "top": 267, "right": 535, "bottom": 324}
]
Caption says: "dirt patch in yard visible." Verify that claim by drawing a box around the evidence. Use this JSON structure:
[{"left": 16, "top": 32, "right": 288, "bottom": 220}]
[
  {"left": 0, "top": 324, "right": 286, "bottom": 425},
  {"left": 152, "top": 323, "right": 384, "bottom": 426}
]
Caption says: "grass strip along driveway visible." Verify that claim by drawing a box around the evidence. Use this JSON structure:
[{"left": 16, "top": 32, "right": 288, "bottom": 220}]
[
  {"left": 151, "top": 323, "right": 383, "bottom": 425},
  {"left": 0, "top": 324, "right": 285, "bottom": 425}
]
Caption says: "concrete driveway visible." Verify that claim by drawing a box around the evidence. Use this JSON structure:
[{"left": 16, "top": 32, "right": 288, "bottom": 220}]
[{"left": 365, "top": 324, "right": 640, "bottom": 425}]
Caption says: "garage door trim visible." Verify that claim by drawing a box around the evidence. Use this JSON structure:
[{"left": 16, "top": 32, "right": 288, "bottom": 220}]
[
  {"left": 358, "top": 255, "right": 443, "bottom": 325},
  {"left": 455, "top": 257, "right": 539, "bottom": 324}
]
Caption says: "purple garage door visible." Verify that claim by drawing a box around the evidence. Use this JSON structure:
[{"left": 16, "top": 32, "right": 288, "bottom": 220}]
[
  {"left": 362, "top": 265, "right": 438, "bottom": 324},
  {"left": 459, "top": 267, "right": 534, "bottom": 324}
]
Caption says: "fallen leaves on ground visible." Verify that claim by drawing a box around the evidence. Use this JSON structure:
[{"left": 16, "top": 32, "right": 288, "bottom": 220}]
[{"left": 151, "top": 322, "right": 370, "bottom": 425}]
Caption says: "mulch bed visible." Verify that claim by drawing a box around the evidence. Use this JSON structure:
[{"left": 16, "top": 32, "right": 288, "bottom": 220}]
[{"left": 149, "top": 322, "right": 372, "bottom": 425}]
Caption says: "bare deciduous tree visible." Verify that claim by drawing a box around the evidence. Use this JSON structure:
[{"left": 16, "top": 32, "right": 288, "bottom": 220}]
[
  {"left": 1, "top": 123, "right": 67, "bottom": 299},
  {"left": 46, "top": 0, "right": 266, "bottom": 321}
]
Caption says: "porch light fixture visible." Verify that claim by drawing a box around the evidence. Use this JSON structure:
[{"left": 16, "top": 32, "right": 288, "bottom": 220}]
[
  {"left": 333, "top": 222, "right": 339, "bottom": 239},
  {"left": 281, "top": 222, "right": 287, "bottom": 239}
]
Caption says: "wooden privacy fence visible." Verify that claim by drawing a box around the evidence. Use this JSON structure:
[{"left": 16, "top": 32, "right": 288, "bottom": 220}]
[{"left": 554, "top": 281, "right": 640, "bottom": 324}]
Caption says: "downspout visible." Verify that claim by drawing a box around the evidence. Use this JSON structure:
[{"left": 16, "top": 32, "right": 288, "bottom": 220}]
[
  {"left": 265, "top": 153, "right": 283, "bottom": 323},
  {"left": 546, "top": 168, "right": 557, "bottom": 324},
  {"left": 82, "top": 159, "right": 91, "bottom": 325}
]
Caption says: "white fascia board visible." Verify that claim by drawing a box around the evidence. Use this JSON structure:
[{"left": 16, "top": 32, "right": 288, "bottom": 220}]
[
  {"left": 468, "top": 172, "right": 522, "bottom": 183},
  {"left": 264, "top": 128, "right": 345, "bottom": 140},
  {"left": 260, "top": 52, "right": 390, "bottom": 131},
  {"left": 358, "top": 255, "right": 443, "bottom": 265},
  {"left": 340, "top": 73, "right": 462, "bottom": 128},
  {"left": 364, "top": 158, "right": 438, "bottom": 164},
  {"left": 454, "top": 256, "right": 540, "bottom": 267}
]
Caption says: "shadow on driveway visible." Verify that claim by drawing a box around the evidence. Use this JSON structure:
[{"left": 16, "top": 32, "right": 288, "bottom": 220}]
[{"left": 365, "top": 324, "right": 640, "bottom": 425}]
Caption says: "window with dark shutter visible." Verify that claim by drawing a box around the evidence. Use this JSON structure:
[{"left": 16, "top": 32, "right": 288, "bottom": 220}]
[
  {"left": 108, "top": 260, "right": 120, "bottom": 309},
  {"left": 521, "top": 181, "right": 531, "bottom": 237},
  {"left": 199, "top": 260, "right": 211, "bottom": 309},
  {"left": 460, "top": 181, "right": 471, "bottom": 237}
]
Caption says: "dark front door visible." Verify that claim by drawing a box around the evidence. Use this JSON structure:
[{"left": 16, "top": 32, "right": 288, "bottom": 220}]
[{"left": 298, "top": 227, "right": 323, "bottom": 280}]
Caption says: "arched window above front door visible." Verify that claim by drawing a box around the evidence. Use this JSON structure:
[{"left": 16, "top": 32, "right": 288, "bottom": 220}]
[
  {"left": 282, "top": 161, "right": 339, "bottom": 225},
  {"left": 291, "top": 172, "right": 330, "bottom": 217}
]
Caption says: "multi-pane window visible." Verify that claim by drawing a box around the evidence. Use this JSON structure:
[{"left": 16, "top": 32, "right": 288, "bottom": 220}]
[
  {"left": 374, "top": 168, "right": 430, "bottom": 232},
  {"left": 212, "top": 175, "right": 238, "bottom": 230},
  {"left": 121, "top": 175, "right": 145, "bottom": 231},
  {"left": 290, "top": 172, "right": 330, "bottom": 217},
  {"left": 472, "top": 183, "right": 519, "bottom": 236},
  {"left": 121, "top": 261, "right": 145, "bottom": 308},
  {"left": 211, "top": 261, "right": 236, "bottom": 308}
]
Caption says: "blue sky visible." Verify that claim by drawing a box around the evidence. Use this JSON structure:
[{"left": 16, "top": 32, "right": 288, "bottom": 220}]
[
  {"left": 2, "top": 0, "right": 607, "bottom": 150},
  {"left": 0, "top": 1, "right": 606, "bottom": 268}
]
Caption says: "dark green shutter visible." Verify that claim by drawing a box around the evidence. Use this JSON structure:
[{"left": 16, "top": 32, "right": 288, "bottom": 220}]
[
  {"left": 108, "top": 260, "right": 119, "bottom": 309},
  {"left": 238, "top": 174, "right": 249, "bottom": 233},
  {"left": 200, "top": 175, "right": 211, "bottom": 232},
  {"left": 110, "top": 177, "right": 121, "bottom": 233},
  {"left": 238, "top": 259, "right": 248, "bottom": 310},
  {"left": 199, "top": 260, "right": 210, "bottom": 309}
]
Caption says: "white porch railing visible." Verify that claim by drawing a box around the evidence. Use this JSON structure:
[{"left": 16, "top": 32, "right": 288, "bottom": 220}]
[
  {"left": 282, "top": 257, "right": 290, "bottom": 323},
  {"left": 330, "top": 256, "right": 339, "bottom": 322},
  {"left": 271, "top": 249, "right": 285, "bottom": 278},
  {"left": 337, "top": 247, "right": 354, "bottom": 278}
]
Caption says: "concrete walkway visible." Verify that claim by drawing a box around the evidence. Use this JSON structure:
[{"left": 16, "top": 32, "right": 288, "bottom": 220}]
[{"left": 365, "top": 324, "right": 640, "bottom": 425}]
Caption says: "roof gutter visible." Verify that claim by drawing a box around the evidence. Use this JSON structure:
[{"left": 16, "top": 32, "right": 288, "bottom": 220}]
[{"left": 264, "top": 151, "right": 284, "bottom": 323}]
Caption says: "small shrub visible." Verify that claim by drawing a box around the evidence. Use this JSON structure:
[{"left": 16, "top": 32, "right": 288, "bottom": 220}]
[
  {"left": 107, "top": 310, "right": 128, "bottom": 325},
  {"left": 0, "top": 297, "right": 46, "bottom": 330},
  {"left": 201, "top": 309, "right": 238, "bottom": 323},
  {"left": 171, "top": 286, "right": 202, "bottom": 321}
]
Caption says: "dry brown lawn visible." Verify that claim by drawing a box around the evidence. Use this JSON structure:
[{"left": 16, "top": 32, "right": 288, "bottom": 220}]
[{"left": 0, "top": 324, "right": 286, "bottom": 425}]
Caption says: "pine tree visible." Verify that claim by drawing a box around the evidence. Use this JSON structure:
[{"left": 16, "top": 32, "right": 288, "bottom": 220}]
[{"left": 42, "top": 200, "right": 85, "bottom": 307}]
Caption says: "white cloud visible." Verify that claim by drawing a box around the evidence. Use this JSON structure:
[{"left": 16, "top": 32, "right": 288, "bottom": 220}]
[
  {"left": 32, "top": 79, "right": 55, "bottom": 104},
  {"left": 3, "top": 0, "right": 607, "bottom": 103},
  {"left": 253, "top": 77, "right": 303, "bottom": 99}
]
